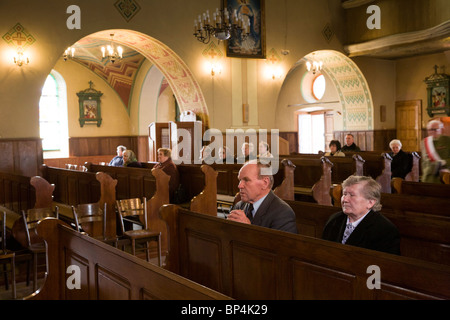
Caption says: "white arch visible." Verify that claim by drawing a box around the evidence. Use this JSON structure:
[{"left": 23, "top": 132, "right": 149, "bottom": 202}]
[{"left": 281, "top": 50, "right": 374, "bottom": 131}]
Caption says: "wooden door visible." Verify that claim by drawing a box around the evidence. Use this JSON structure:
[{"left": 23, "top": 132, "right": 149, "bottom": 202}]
[{"left": 395, "top": 100, "right": 422, "bottom": 152}]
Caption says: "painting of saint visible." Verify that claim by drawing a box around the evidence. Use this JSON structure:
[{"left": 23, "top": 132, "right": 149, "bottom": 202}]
[{"left": 226, "top": 0, "right": 266, "bottom": 59}]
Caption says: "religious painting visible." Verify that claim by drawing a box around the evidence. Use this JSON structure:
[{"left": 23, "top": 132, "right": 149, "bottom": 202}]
[
  {"left": 83, "top": 100, "right": 98, "bottom": 119},
  {"left": 77, "top": 81, "right": 103, "bottom": 127},
  {"left": 431, "top": 86, "right": 446, "bottom": 108},
  {"left": 225, "top": 0, "right": 266, "bottom": 59},
  {"left": 424, "top": 66, "right": 450, "bottom": 117}
]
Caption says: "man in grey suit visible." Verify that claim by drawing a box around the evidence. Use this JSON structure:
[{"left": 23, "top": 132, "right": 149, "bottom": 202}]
[{"left": 227, "top": 161, "right": 298, "bottom": 234}]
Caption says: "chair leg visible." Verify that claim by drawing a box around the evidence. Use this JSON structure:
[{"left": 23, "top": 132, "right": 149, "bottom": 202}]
[
  {"left": 131, "top": 239, "right": 136, "bottom": 256},
  {"left": 3, "top": 263, "right": 9, "bottom": 290},
  {"left": 11, "top": 258, "right": 16, "bottom": 299},
  {"left": 157, "top": 236, "right": 162, "bottom": 267},
  {"left": 145, "top": 241, "right": 150, "bottom": 262},
  {"left": 26, "top": 259, "right": 31, "bottom": 286},
  {"left": 33, "top": 253, "right": 38, "bottom": 292}
]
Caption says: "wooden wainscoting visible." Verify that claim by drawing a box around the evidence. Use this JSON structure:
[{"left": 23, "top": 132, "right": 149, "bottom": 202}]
[
  {"left": 334, "top": 129, "right": 397, "bottom": 152},
  {"left": 69, "top": 136, "right": 150, "bottom": 162},
  {"left": 0, "top": 138, "right": 43, "bottom": 177}
]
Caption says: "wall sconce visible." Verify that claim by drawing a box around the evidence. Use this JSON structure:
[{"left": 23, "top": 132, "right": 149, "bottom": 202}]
[
  {"left": 13, "top": 49, "right": 29, "bottom": 67},
  {"left": 63, "top": 47, "right": 75, "bottom": 61},
  {"left": 265, "top": 65, "right": 283, "bottom": 80},
  {"left": 206, "top": 61, "right": 222, "bottom": 76}
]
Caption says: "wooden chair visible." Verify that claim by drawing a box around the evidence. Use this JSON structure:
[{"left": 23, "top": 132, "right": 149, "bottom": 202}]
[
  {"left": 21, "top": 207, "right": 59, "bottom": 291},
  {"left": 1, "top": 211, "right": 16, "bottom": 299},
  {"left": 72, "top": 202, "right": 117, "bottom": 246},
  {"left": 116, "top": 198, "right": 161, "bottom": 266}
]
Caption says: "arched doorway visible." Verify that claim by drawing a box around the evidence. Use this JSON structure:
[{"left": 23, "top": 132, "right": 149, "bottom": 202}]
[{"left": 276, "top": 50, "right": 374, "bottom": 152}]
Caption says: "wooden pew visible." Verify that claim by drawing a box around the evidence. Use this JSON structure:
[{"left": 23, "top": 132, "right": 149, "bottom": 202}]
[
  {"left": 30, "top": 217, "right": 231, "bottom": 300},
  {"left": 284, "top": 200, "right": 450, "bottom": 266},
  {"left": 286, "top": 157, "right": 333, "bottom": 205},
  {"left": 404, "top": 151, "right": 421, "bottom": 182},
  {"left": 43, "top": 155, "right": 116, "bottom": 169},
  {"left": 0, "top": 171, "right": 35, "bottom": 215},
  {"left": 84, "top": 163, "right": 157, "bottom": 201},
  {"left": 160, "top": 205, "right": 450, "bottom": 299},
  {"left": 190, "top": 165, "right": 218, "bottom": 216},
  {"left": 358, "top": 153, "right": 392, "bottom": 193},
  {"left": 331, "top": 183, "right": 450, "bottom": 218},
  {"left": 273, "top": 159, "right": 295, "bottom": 201},
  {"left": 391, "top": 178, "right": 450, "bottom": 198}
]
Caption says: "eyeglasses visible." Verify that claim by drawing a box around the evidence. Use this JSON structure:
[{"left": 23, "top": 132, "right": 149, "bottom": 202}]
[{"left": 428, "top": 128, "right": 439, "bottom": 131}]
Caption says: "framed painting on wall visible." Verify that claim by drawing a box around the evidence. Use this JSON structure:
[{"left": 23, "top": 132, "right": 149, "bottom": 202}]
[
  {"left": 77, "top": 81, "right": 103, "bottom": 127},
  {"left": 225, "top": 0, "right": 266, "bottom": 59},
  {"left": 424, "top": 66, "right": 450, "bottom": 117}
]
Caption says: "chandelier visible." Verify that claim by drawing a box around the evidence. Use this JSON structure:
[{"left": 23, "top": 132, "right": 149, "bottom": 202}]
[
  {"left": 306, "top": 53, "right": 323, "bottom": 75},
  {"left": 63, "top": 47, "right": 75, "bottom": 61},
  {"left": 193, "top": 0, "right": 250, "bottom": 44},
  {"left": 101, "top": 34, "right": 123, "bottom": 64},
  {"left": 13, "top": 49, "right": 29, "bottom": 67}
]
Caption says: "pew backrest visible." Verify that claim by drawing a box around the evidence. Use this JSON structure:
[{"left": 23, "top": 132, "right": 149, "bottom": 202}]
[
  {"left": 160, "top": 205, "right": 450, "bottom": 300},
  {"left": 32, "top": 218, "right": 231, "bottom": 300}
]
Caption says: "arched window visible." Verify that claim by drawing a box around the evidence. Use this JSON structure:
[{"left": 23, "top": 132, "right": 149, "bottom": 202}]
[{"left": 39, "top": 70, "right": 69, "bottom": 158}]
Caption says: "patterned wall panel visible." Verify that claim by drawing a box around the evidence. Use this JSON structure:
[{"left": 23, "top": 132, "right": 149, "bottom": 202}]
[{"left": 305, "top": 50, "right": 374, "bottom": 131}]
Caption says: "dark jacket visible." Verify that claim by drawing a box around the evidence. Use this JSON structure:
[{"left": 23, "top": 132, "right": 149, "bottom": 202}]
[
  {"left": 232, "top": 190, "right": 298, "bottom": 234},
  {"left": 341, "top": 143, "right": 361, "bottom": 152},
  {"left": 322, "top": 210, "right": 400, "bottom": 255},
  {"left": 390, "top": 150, "right": 413, "bottom": 179}
]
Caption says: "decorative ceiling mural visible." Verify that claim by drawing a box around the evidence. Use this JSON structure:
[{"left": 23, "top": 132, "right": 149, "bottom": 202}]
[
  {"left": 87, "top": 30, "right": 209, "bottom": 126},
  {"left": 66, "top": 30, "right": 209, "bottom": 126},
  {"left": 69, "top": 37, "right": 146, "bottom": 112}
]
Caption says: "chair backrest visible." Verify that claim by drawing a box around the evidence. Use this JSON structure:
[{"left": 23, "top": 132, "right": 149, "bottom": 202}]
[
  {"left": 22, "top": 207, "right": 59, "bottom": 246},
  {"left": 116, "top": 197, "right": 147, "bottom": 231},
  {"left": 72, "top": 202, "right": 107, "bottom": 239},
  {"left": 1, "top": 211, "right": 6, "bottom": 254}
]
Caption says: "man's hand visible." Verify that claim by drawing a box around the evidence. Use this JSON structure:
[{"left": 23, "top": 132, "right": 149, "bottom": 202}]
[{"left": 227, "top": 209, "right": 251, "bottom": 224}]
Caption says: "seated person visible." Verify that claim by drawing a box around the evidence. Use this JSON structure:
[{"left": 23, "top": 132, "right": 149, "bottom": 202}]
[
  {"left": 236, "top": 142, "right": 257, "bottom": 163},
  {"left": 153, "top": 148, "right": 180, "bottom": 202},
  {"left": 122, "top": 150, "right": 142, "bottom": 168},
  {"left": 227, "top": 160, "right": 298, "bottom": 234},
  {"left": 199, "top": 145, "right": 214, "bottom": 164},
  {"left": 324, "top": 140, "right": 345, "bottom": 157},
  {"left": 341, "top": 134, "right": 361, "bottom": 152},
  {"left": 109, "top": 145, "right": 126, "bottom": 166},
  {"left": 258, "top": 141, "right": 273, "bottom": 158},
  {"left": 322, "top": 175, "right": 400, "bottom": 255},
  {"left": 219, "top": 146, "right": 235, "bottom": 163},
  {"left": 389, "top": 139, "right": 412, "bottom": 179}
]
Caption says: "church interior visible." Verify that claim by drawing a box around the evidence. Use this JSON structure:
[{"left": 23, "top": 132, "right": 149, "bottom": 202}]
[{"left": 0, "top": 0, "right": 450, "bottom": 302}]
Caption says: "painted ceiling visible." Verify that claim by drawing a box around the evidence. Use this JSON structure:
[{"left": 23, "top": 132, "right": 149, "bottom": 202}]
[{"left": 69, "top": 36, "right": 147, "bottom": 112}]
